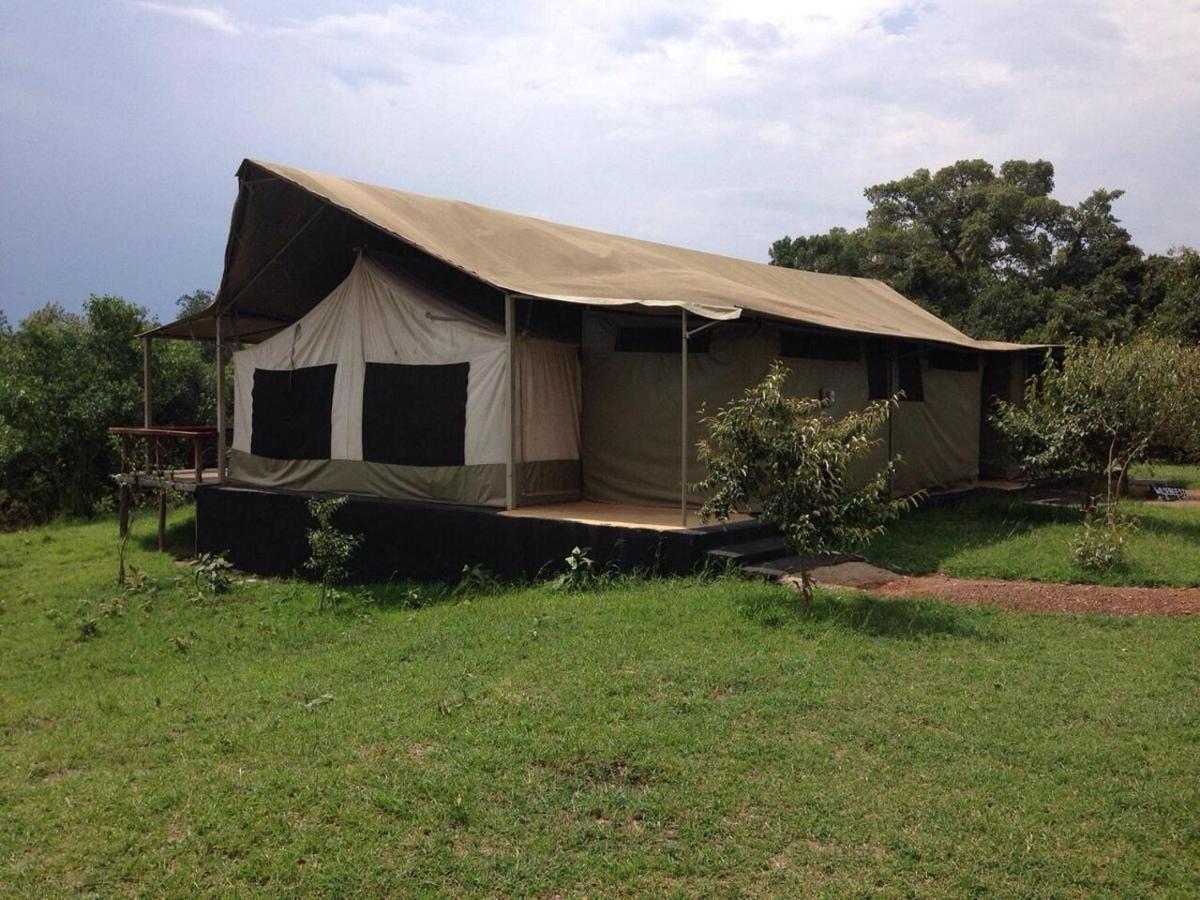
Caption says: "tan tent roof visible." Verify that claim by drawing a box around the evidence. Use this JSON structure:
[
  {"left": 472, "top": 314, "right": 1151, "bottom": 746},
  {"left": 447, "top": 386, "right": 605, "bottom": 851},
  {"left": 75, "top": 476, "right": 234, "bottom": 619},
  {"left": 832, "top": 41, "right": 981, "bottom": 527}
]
[{"left": 149, "top": 158, "right": 1040, "bottom": 351}]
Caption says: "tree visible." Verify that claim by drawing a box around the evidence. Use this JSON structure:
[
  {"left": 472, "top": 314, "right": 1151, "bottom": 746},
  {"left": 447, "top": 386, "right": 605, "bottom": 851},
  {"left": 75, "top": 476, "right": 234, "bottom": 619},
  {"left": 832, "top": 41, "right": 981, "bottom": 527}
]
[
  {"left": 696, "top": 362, "right": 915, "bottom": 606},
  {"left": 1143, "top": 247, "right": 1200, "bottom": 341},
  {"left": 0, "top": 294, "right": 218, "bottom": 526},
  {"left": 992, "top": 337, "right": 1200, "bottom": 501},
  {"left": 770, "top": 159, "right": 1152, "bottom": 344},
  {"left": 769, "top": 226, "right": 869, "bottom": 276}
]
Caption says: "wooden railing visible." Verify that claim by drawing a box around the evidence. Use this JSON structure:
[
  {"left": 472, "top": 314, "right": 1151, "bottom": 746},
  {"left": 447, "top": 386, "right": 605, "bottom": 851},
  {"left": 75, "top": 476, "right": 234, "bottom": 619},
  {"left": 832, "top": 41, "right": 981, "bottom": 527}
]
[
  {"left": 110, "top": 426, "right": 228, "bottom": 548},
  {"left": 110, "top": 425, "right": 225, "bottom": 484}
]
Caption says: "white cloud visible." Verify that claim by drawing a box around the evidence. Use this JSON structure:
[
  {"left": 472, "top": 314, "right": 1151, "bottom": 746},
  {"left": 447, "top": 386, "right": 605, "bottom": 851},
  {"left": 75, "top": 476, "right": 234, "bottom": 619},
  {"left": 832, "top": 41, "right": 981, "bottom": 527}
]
[
  {"left": 133, "top": 2, "right": 242, "bottom": 35},
  {"left": 2, "top": 0, "right": 1199, "bottom": 317}
]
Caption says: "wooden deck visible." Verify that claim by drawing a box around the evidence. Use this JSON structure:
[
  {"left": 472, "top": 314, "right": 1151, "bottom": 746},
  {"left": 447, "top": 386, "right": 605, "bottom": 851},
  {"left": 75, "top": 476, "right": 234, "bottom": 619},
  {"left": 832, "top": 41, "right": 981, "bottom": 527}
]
[
  {"left": 115, "top": 468, "right": 222, "bottom": 493},
  {"left": 499, "top": 500, "right": 752, "bottom": 532}
]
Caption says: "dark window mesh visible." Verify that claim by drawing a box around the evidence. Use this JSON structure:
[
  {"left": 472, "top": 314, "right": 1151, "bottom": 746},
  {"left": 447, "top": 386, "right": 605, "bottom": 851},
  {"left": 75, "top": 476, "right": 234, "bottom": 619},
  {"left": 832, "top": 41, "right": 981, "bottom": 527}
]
[
  {"left": 928, "top": 349, "right": 979, "bottom": 371},
  {"left": 362, "top": 362, "right": 469, "bottom": 467},
  {"left": 251, "top": 364, "right": 337, "bottom": 460},
  {"left": 780, "top": 331, "right": 860, "bottom": 361},
  {"left": 614, "top": 327, "right": 710, "bottom": 353},
  {"left": 897, "top": 344, "right": 924, "bottom": 402}
]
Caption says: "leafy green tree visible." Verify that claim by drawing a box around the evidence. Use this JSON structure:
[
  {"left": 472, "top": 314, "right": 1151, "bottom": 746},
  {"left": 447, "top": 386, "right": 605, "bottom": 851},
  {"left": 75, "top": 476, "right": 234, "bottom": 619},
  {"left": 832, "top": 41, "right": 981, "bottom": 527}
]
[
  {"left": 304, "top": 496, "right": 362, "bottom": 611},
  {"left": 770, "top": 159, "right": 1154, "bottom": 344},
  {"left": 769, "top": 226, "right": 869, "bottom": 276},
  {"left": 697, "top": 362, "right": 915, "bottom": 606},
  {"left": 993, "top": 337, "right": 1200, "bottom": 570},
  {"left": 0, "top": 294, "right": 219, "bottom": 525},
  {"left": 1143, "top": 247, "right": 1200, "bottom": 341},
  {"left": 993, "top": 337, "right": 1200, "bottom": 499}
]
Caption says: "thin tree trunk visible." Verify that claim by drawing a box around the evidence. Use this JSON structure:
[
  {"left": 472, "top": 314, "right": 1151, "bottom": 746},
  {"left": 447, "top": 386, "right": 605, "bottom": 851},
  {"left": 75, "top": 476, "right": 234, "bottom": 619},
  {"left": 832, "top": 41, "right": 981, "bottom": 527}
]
[{"left": 798, "top": 566, "right": 814, "bottom": 608}]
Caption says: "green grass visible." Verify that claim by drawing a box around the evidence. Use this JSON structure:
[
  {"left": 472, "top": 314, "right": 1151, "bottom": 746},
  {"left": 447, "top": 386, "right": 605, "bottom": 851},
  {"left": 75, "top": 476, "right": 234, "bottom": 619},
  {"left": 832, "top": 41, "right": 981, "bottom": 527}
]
[
  {"left": 870, "top": 495, "right": 1200, "bottom": 587},
  {"left": 2, "top": 511, "right": 1199, "bottom": 896},
  {"left": 1130, "top": 461, "right": 1200, "bottom": 490}
]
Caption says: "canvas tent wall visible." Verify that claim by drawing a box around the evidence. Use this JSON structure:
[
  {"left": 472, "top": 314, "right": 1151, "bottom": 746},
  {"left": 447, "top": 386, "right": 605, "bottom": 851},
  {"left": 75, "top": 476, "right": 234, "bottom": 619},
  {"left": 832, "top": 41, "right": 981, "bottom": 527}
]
[
  {"left": 145, "top": 158, "right": 1046, "bottom": 511},
  {"left": 228, "top": 254, "right": 581, "bottom": 507},
  {"left": 581, "top": 313, "right": 978, "bottom": 506}
]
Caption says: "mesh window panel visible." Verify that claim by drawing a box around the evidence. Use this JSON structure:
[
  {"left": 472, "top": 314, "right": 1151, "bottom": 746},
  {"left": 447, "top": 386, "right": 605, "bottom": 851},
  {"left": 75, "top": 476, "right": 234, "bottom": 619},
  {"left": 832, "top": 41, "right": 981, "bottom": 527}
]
[
  {"left": 779, "top": 331, "right": 860, "bottom": 361},
  {"left": 362, "top": 362, "right": 469, "bottom": 467},
  {"left": 928, "top": 349, "right": 979, "bottom": 371},
  {"left": 866, "top": 352, "right": 890, "bottom": 400},
  {"left": 614, "top": 327, "right": 710, "bottom": 353},
  {"left": 251, "top": 364, "right": 337, "bottom": 460},
  {"left": 897, "top": 344, "right": 924, "bottom": 402}
]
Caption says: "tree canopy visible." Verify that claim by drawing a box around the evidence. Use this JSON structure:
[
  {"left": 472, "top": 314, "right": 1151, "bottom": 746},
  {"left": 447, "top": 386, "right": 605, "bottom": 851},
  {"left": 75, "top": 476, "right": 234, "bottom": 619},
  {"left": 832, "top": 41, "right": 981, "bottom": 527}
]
[
  {"left": 0, "top": 293, "right": 220, "bottom": 526},
  {"left": 770, "top": 159, "right": 1199, "bottom": 344}
]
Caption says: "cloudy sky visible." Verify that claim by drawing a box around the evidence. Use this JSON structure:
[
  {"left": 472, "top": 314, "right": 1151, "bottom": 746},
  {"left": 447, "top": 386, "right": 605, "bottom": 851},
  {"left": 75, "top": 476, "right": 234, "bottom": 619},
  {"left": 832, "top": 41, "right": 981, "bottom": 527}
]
[{"left": 1, "top": 0, "right": 1197, "bottom": 323}]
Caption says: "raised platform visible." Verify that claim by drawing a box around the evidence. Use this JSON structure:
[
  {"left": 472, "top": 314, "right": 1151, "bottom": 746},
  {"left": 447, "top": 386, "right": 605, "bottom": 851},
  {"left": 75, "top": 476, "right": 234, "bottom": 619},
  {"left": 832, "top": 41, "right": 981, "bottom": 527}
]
[
  {"left": 196, "top": 485, "right": 770, "bottom": 582},
  {"left": 499, "top": 500, "right": 751, "bottom": 531},
  {"left": 116, "top": 468, "right": 222, "bottom": 493}
]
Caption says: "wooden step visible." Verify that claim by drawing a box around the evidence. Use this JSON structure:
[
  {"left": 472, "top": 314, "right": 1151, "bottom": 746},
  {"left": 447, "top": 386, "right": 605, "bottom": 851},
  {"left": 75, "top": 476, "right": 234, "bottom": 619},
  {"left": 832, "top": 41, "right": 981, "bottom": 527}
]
[
  {"left": 705, "top": 536, "right": 791, "bottom": 565},
  {"left": 742, "top": 553, "right": 860, "bottom": 579}
]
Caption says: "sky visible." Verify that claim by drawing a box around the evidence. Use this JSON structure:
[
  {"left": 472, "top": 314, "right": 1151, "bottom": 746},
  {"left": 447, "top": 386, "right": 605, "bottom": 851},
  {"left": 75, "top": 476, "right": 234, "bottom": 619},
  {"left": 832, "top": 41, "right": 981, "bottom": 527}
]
[{"left": 1, "top": 0, "right": 1198, "bottom": 324}]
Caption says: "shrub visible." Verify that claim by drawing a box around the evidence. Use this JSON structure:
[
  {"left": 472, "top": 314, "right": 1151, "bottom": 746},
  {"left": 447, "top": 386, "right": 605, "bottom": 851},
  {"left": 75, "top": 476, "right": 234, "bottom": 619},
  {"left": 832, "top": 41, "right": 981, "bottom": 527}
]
[
  {"left": 697, "top": 361, "right": 917, "bottom": 606},
  {"left": 993, "top": 337, "right": 1200, "bottom": 498},
  {"left": 1071, "top": 508, "right": 1136, "bottom": 572},
  {"left": 550, "top": 546, "right": 600, "bottom": 592},
  {"left": 455, "top": 563, "right": 501, "bottom": 597},
  {"left": 190, "top": 552, "right": 234, "bottom": 598},
  {"left": 304, "top": 496, "right": 363, "bottom": 611}
]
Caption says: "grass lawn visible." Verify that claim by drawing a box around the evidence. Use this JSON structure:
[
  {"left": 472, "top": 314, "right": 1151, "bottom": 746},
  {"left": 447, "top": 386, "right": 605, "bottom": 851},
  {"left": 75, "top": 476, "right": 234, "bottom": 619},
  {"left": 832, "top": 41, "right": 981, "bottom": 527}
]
[
  {"left": 2, "top": 511, "right": 1199, "bottom": 895},
  {"left": 1130, "top": 461, "right": 1200, "bottom": 490},
  {"left": 869, "top": 494, "right": 1200, "bottom": 587}
]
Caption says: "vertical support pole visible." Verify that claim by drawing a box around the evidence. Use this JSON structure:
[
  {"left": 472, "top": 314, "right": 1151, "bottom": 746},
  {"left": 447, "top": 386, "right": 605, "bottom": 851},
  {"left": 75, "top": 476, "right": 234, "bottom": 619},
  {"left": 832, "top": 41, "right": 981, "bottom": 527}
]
[
  {"left": 157, "top": 490, "right": 167, "bottom": 552},
  {"left": 680, "top": 309, "right": 688, "bottom": 528},
  {"left": 505, "top": 293, "right": 517, "bottom": 510},
  {"left": 216, "top": 314, "right": 227, "bottom": 483},
  {"left": 118, "top": 434, "right": 131, "bottom": 538},
  {"left": 887, "top": 342, "right": 896, "bottom": 498},
  {"left": 142, "top": 336, "right": 153, "bottom": 427},
  {"left": 193, "top": 435, "right": 203, "bottom": 484}
]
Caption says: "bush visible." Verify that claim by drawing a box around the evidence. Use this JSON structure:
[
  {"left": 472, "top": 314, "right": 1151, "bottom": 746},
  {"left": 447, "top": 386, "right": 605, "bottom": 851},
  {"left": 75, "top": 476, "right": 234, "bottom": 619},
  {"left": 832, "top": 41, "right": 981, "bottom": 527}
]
[
  {"left": 697, "top": 361, "right": 916, "bottom": 606},
  {"left": 550, "top": 546, "right": 601, "bottom": 592},
  {"left": 304, "top": 497, "right": 362, "bottom": 611},
  {"left": 1070, "top": 508, "right": 1136, "bottom": 572}
]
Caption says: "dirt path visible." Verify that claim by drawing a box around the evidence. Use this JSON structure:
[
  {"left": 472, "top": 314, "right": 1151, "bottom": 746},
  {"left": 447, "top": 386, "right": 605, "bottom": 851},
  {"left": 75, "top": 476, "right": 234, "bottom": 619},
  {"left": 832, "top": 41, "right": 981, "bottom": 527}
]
[
  {"left": 872, "top": 573, "right": 1200, "bottom": 617},
  {"left": 790, "top": 561, "right": 1200, "bottom": 616}
]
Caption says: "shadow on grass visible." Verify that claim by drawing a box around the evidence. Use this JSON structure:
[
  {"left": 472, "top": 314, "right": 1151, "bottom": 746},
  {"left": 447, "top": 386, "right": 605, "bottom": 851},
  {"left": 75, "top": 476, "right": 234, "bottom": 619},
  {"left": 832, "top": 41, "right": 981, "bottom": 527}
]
[
  {"left": 733, "top": 582, "right": 994, "bottom": 641},
  {"left": 867, "top": 496, "right": 1078, "bottom": 576},
  {"left": 133, "top": 517, "right": 196, "bottom": 560},
  {"left": 1130, "top": 508, "right": 1200, "bottom": 542}
]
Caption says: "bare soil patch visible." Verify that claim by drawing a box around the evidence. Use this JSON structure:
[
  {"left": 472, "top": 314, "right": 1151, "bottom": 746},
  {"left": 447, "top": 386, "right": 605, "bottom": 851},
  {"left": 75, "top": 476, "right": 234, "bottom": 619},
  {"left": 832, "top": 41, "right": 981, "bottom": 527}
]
[{"left": 871, "top": 573, "right": 1200, "bottom": 617}]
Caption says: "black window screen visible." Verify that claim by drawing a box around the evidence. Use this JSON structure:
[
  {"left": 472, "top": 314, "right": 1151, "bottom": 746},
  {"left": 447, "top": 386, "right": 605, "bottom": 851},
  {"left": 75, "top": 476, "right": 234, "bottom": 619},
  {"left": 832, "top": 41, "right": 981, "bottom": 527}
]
[
  {"left": 928, "top": 349, "right": 979, "bottom": 371},
  {"left": 362, "top": 362, "right": 469, "bottom": 467},
  {"left": 251, "top": 364, "right": 336, "bottom": 460},
  {"left": 897, "top": 344, "right": 925, "bottom": 402},
  {"left": 866, "top": 351, "right": 890, "bottom": 400},
  {"left": 614, "top": 326, "right": 710, "bottom": 353},
  {"left": 780, "top": 331, "right": 860, "bottom": 361}
]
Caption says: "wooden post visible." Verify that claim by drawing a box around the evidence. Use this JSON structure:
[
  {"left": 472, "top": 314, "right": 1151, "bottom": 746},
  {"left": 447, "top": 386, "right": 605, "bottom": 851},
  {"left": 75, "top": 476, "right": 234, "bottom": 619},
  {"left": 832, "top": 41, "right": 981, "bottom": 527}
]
[
  {"left": 157, "top": 490, "right": 167, "bottom": 552},
  {"left": 680, "top": 309, "right": 688, "bottom": 528},
  {"left": 193, "top": 435, "right": 203, "bottom": 484},
  {"left": 118, "top": 433, "right": 131, "bottom": 538},
  {"left": 216, "top": 314, "right": 227, "bottom": 483},
  {"left": 142, "top": 336, "right": 152, "bottom": 427},
  {"left": 887, "top": 342, "right": 896, "bottom": 498},
  {"left": 505, "top": 294, "right": 517, "bottom": 510}
]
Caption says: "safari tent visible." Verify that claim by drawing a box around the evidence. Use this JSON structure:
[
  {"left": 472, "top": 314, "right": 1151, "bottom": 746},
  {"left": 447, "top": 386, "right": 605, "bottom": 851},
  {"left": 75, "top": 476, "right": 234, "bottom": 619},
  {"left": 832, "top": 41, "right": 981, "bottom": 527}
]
[{"left": 151, "top": 159, "right": 1040, "bottom": 518}]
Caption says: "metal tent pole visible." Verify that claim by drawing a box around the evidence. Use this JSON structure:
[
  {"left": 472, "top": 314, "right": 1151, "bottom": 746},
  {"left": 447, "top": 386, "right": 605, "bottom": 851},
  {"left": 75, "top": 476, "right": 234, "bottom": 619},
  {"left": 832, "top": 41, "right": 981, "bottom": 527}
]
[
  {"left": 142, "top": 336, "right": 153, "bottom": 427},
  {"left": 505, "top": 293, "right": 517, "bottom": 510},
  {"left": 680, "top": 309, "right": 688, "bottom": 527},
  {"left": 216, "top": 314, "right": 227, "bottom": 484}
]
